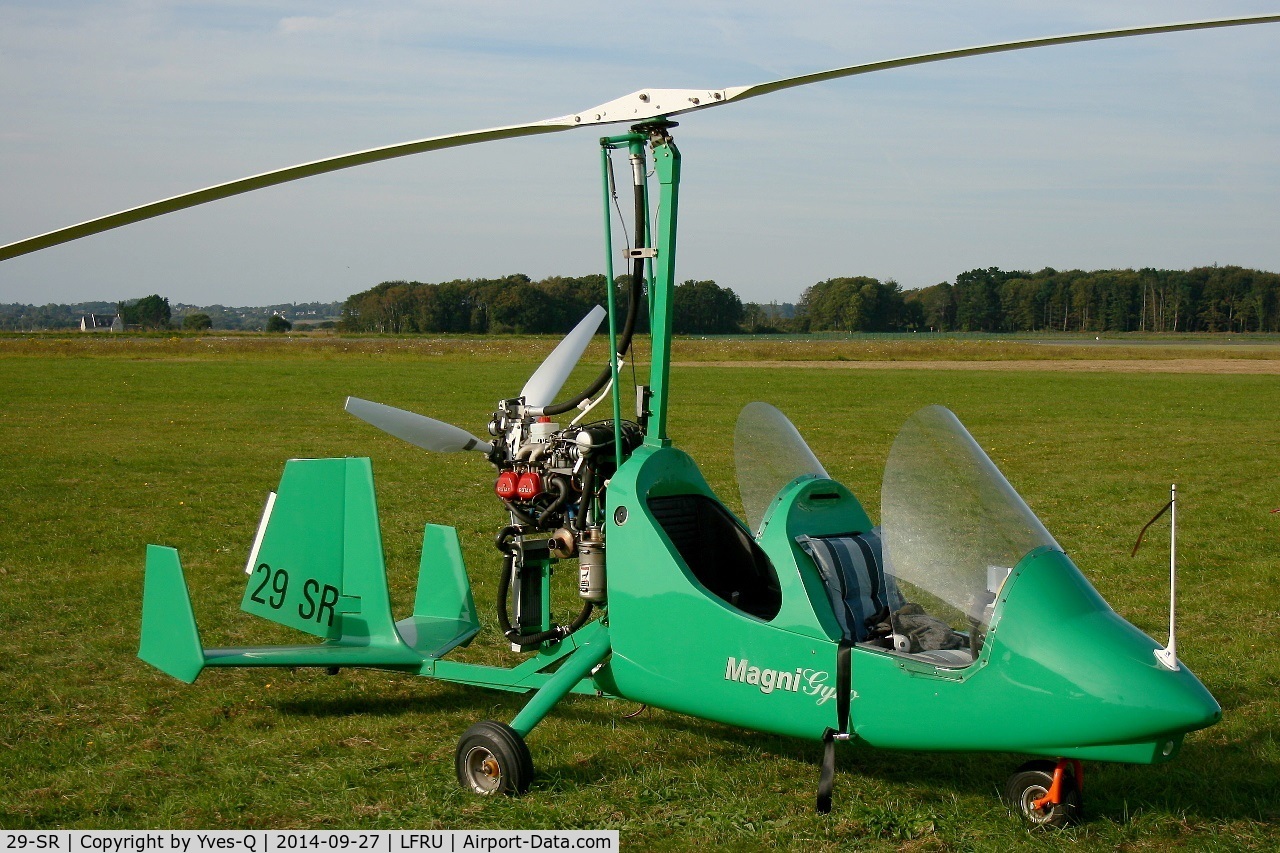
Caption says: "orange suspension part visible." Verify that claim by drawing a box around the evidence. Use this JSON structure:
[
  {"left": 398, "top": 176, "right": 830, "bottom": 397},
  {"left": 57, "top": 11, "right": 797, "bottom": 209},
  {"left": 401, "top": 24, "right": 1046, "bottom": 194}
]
[{"left": 1031, "top": 758, "right": 1084, "bottom": 812}]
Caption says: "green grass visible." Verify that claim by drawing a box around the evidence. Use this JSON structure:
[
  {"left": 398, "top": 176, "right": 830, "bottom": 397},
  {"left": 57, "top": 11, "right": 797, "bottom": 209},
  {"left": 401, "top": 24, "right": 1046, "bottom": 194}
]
[
  {"left": 6, "top": 329, "right": 1280, "bottom": 365},
  {"left": 2, "top": 336, "right": 1279, "bottom": 849}
]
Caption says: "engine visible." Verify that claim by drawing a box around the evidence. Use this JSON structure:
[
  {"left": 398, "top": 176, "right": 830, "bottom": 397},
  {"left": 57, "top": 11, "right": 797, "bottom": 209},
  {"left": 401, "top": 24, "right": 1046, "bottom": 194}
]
[{"left": 485, "top": 398, "right": 643, "bottom": 649}]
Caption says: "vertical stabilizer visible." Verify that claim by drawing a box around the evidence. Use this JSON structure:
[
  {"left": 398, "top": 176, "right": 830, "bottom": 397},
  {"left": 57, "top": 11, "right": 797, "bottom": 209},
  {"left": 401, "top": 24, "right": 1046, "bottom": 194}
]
[
  {"left": 139, "top": 545, "right": 206, "bottom": 683},
  {"left": 240, "top": 457, "right": 401, "bottom": 647},
  {"left": 393, "top": 524, "right": 481, "bottom": 657}
]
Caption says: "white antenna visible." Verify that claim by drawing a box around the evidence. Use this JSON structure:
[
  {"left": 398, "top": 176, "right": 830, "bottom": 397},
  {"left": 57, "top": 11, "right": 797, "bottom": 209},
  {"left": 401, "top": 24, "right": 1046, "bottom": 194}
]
[{"left": 1154, "top": 484, "right": 1179, "bottom": 671}]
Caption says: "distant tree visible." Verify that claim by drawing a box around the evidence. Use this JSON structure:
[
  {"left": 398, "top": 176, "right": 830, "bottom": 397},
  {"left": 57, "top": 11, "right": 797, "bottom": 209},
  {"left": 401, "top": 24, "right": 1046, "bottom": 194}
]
[
  {"left": 799, "top": 277, "right": 906, "bottom": 332},
  {"left": 741, "top": 302, "right": 772, "bottom": 333},
  {"left": 183, "top": 312, "right": 212, "bottom": 331},
  {"left": 118, "top": 294, "right": 171, "bottom": 329},
  {"left": 672, "top": 280, "right": 743, "bottom": 334},
  {"left": 954, "top": 268, "right": 1016, "bottom": 331},
  {"left": 266, "top": 314, "right": 292, "bottom": 333},
  {"left": 907, "top": 282, "right": 955, "bottom": 331},
  {"left": 486, "top": 281, "right": 554, "bottom": 333}
]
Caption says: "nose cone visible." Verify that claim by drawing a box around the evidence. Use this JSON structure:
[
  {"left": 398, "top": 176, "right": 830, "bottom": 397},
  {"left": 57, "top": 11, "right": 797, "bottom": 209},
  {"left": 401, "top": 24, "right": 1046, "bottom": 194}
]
[{"left": 990, "top": 550, "right": 1220, "bottom": 757}]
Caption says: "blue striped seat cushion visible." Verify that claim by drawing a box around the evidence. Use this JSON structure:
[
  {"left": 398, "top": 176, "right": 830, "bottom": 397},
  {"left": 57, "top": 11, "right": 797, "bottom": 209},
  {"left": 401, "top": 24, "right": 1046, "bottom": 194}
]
[{"left": 796, "top": 529, "right": 901, "bottom": 642}]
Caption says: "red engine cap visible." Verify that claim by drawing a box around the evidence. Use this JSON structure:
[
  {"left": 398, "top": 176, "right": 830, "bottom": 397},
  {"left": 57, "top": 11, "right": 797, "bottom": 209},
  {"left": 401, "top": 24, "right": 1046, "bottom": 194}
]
[
  {"left": 494, "top": 471, "right": 518, "bottom": 500},
  {"left": 516, "top": 471, "right": 543, "bottom": 499}
]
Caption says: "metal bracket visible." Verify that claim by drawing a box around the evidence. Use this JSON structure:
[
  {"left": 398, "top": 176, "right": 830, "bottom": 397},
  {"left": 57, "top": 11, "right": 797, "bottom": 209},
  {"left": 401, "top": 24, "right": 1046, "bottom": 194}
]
[
  {"left": 624, "top": 247, "right": 657, "bottom": 259},
  {"left": 573, "top": 89, "right": 722, "bottom": 125}
]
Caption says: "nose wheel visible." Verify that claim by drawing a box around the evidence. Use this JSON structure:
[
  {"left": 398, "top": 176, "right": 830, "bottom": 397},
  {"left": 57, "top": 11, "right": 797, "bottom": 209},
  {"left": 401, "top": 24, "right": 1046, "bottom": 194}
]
[
  {"left": 1004, "top": 758, "right": 1082, "bottom": 828},
  {"left": 455, "top": 720, "right": 534, "bottom": 795}
]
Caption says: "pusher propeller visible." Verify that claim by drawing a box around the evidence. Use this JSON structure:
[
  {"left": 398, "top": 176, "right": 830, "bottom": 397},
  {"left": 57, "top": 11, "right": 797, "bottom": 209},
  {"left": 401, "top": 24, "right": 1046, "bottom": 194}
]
[
  {"left": 2, "top": 15, "right": 1276, "bottom": 263},
  {"left": 344, "top": 397, "right": 491, "bottom": 454},
  {"left": 346, "top": 304, "right": 606, "bottom": 449},
  {"left": 520, "top": 305, "right": 607, "bottom": 410}
]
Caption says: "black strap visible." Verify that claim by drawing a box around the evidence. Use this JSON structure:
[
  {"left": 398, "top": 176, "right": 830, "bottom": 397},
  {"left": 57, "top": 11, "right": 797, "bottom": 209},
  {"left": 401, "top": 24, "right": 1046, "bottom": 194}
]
[{"left": 817, "top": 641, "right": 854, "bottom": 814}]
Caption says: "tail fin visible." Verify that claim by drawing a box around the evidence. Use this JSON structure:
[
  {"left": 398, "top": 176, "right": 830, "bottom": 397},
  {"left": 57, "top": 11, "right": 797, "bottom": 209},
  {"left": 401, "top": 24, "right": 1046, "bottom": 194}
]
[
  {"left": 139, "top": 545, "right": 206, "bottom": 683},
  {"left": 139, "top": 457, "right": 480, "bottom": 680},
  {"left": 240, "top": 457, "right": 401, "bottom": 647}
]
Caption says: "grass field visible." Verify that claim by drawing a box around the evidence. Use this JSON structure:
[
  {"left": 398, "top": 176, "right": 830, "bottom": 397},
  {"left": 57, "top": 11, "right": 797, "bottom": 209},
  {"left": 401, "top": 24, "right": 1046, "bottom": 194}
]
[{"left": 2, "top": 334, "right": 1278, "bottom": 849}]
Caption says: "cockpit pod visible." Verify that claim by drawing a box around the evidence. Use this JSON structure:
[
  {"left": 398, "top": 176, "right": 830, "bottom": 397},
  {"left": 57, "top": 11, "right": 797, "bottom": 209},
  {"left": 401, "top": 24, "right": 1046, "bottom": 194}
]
[
  {"left": 734, "top": 401, "right": 1220, "bottom": 765},
  {"left": 857, "top": 405, "right": 1221, "bottom": 763}
]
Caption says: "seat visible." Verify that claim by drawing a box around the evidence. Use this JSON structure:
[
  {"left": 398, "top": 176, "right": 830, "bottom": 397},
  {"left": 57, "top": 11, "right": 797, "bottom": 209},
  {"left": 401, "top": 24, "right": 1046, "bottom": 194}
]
[
  {"left": 796, "top": 529, "right": 902, "bottom": 642},
  {"left": 648, "top": 494, "right": 782, "bottom": 620}
]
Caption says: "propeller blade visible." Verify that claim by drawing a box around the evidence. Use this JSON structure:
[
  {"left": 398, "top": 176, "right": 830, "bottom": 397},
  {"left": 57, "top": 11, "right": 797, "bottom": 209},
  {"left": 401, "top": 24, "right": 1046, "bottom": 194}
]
[
  {"left": 3, "top": 14, "right": 1276, "bottom": 262},
  {"left": 520, "top": 305, "right": 607, "bottom": 409},
  {"left": 344, "top": 397, "right": 490, "bottom": 454}
]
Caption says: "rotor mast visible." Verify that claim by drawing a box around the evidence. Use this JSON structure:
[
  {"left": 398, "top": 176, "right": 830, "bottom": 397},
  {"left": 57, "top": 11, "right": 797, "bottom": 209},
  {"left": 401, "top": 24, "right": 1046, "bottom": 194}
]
[
  {"left": 640, "top": 122, "right": 680, "bottom": 448},
  {"left": 599, "top": 121, "right": 682, "bottom": 457}
]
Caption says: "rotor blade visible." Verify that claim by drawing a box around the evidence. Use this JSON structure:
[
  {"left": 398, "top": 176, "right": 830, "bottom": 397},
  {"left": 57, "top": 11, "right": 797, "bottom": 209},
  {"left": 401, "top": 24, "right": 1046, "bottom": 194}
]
[
  {"left": 0, "top": 118, "right": 578, "bottom": 262},
  {"left": 715, "top": 15, "right": 1280, "bottom": 107},
  {"left": 3, "top": 15, "right": 1276, "bottom": 262},
  {"left": 520, "top": 305, "right": 607, "bottom": 409},
  {"left": 344, "top": 397, "right": 490, "bottom": 454}
]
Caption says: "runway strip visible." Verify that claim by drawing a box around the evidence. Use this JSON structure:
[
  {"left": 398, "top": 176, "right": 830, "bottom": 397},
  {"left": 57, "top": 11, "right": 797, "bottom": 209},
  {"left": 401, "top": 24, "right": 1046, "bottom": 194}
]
[{"left": 673, "top": 359, "right": 1280, "bottom": 374}]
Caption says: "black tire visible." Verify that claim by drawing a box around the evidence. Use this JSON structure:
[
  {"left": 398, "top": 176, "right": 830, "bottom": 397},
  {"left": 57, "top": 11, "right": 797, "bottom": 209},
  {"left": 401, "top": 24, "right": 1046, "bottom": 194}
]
[
  {"left": 455, "top": 720, "right": 534, "bottom": 796},
  {"left": 1004, "top": 759, "right": 1081, "bottom": 828}
]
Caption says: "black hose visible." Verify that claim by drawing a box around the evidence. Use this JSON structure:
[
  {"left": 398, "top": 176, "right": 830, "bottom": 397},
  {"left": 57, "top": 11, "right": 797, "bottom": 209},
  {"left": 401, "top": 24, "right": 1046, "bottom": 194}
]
[
  {"left": 494, "top": 525, "right": 524, "bottom": 553},
  {"left": 508, "top": 600, "right": 593, "bottom": 648},
  {"left": 536, "top": 475, "right": 571, "bottom": 528},
  {"left": 564, "top": 601, "right": 595, "bottom": 635},
  {"left": 574, "top": 465, "right": 597, "bottom": 532},
  {"left": 503, "top": 500, "right": 539, "bottom": 529},
  {"left": 495, "top": 547, "right": 517, "bottom": 637}
]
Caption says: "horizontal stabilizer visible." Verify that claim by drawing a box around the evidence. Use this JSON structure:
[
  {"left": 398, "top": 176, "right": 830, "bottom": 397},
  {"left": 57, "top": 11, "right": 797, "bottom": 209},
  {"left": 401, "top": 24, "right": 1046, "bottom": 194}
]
[{"left": 202, "top": 642, "right": 423, "bottom": 669}]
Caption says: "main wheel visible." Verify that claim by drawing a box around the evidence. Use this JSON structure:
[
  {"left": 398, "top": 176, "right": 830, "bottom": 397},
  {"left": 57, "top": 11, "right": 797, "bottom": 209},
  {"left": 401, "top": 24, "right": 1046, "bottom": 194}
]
[
  {"left": 455, "top": 720, "right": 534, "bottom": 796},
  {"left": 1004, "top": 760, "right": 1081, "bottom": 828}
]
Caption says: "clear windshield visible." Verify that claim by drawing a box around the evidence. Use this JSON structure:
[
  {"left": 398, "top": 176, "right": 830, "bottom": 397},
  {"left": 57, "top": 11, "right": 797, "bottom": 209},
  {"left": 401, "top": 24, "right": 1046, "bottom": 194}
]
[
  {"left": 734, "top": 402, "right": 828, "bottom": 534},
  {"left": 881, "top": 405, "right": 1060, "bottom": 633}
]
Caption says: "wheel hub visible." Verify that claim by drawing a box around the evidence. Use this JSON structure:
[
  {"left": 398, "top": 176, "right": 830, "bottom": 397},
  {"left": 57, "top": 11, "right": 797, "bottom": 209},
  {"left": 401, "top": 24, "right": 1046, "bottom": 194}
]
[
  {"left": 1021, "top": 786, "right": 1053, "bottom": 824},
  {"left": 464, "top": 746, "right": 502, "bottom": 793}
]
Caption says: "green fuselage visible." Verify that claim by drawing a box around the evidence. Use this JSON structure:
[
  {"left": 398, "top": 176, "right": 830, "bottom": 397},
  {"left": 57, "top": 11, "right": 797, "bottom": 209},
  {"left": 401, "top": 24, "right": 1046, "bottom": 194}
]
[{"left": 601, "top": 442, "right": 1219, "bottom": 763}]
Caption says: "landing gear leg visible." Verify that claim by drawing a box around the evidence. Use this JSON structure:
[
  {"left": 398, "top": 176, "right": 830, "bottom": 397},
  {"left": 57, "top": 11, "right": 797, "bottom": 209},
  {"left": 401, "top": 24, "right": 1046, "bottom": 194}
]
[
  {"left": 1004, "top": 758, "right": 1083, "bottom": 828},
  {"left": 454, "top": 626, "right": 612, "bottom": 797}
]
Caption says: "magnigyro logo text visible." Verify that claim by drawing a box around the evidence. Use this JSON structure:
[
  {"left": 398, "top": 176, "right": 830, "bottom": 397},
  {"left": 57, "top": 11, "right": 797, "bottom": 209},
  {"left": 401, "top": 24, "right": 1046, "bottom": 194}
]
[{"left": 724, "top": 656, "right": 838, "bottom": 705}]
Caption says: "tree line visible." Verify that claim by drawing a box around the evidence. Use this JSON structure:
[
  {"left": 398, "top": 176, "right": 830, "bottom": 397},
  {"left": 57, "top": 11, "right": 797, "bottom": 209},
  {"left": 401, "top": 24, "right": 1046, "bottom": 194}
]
[
  {"left": 7, "top": 265, "right": 1278, "bottom": 334},
  {"left": 901, "top": 266, "right": 1280, "bottom": 333},
  {"left": 342, "top": 266, "right": 1280, "bottom": 336},
  {"left": 0, "top": 298, "right": 343, "bottom": 331},
  {"left": 339, "top": 274, "right": 745, "bottom": 335},
  {"left": 794, "top": 265, "right": 1280, "bottom": 333}
]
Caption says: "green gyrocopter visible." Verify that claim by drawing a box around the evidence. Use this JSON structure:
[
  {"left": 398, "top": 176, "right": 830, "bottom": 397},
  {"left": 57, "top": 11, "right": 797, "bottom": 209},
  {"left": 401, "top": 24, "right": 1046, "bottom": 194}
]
[{"left": 4, "top": 14, "right": 1277, "bottom": 826}]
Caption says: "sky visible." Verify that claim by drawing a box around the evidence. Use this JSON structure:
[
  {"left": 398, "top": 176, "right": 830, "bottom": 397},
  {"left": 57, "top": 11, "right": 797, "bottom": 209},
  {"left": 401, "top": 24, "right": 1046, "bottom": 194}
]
[{"left": 1, "top": 1, "right": 1278, "bottom": 307}]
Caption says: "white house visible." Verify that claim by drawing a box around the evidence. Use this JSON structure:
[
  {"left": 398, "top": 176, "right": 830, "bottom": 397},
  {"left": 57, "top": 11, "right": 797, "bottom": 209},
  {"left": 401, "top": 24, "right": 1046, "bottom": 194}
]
[{"left": 80, "top": 314, "right": 123, "bottom": 332}]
